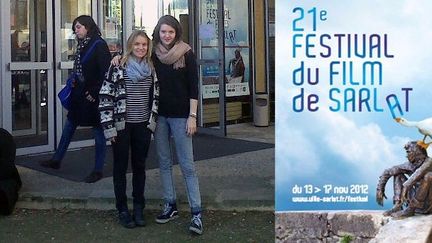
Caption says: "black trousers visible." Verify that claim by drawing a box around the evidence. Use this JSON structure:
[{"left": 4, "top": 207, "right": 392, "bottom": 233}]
[{"left": 112, "top": 123, "right": 151, "bottom": 211}]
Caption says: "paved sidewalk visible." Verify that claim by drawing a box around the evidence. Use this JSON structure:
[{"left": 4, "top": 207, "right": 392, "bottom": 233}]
[{"left": 16, "top": 123, "right": 275, "bottom": 212}]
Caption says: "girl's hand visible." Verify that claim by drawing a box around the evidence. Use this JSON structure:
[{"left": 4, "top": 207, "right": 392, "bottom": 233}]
[
  {"left": 111, "top": 55, "right": 122, "bottom": 66},
  {"left": 186, "top": 116, "right": 197, "bottom": 136}
]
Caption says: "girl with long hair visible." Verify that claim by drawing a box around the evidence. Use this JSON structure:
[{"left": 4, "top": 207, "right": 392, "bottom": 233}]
[
  {"left": 99, "top": 30, "right": 158, "bottom": 228},
  {"left": 152, "top": 15, "right": 203, "bottom": 235}
]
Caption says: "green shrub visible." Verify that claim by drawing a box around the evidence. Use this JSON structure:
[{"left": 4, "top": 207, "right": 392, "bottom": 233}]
[{"left": 340, "top": 235, "right": 353, "bottom": 243}]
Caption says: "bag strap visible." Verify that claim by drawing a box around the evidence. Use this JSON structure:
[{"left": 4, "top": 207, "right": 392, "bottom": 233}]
[
  {"left": 81, "top": 39, "right": 103, "bottom": 64},
  {"left": 66, "top": 39, "right": 103, "bottom": 87}
]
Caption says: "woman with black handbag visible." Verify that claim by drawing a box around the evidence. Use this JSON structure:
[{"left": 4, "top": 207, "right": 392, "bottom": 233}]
[{"left": 40, "top": 15, "right": 111, "bottom": 183}]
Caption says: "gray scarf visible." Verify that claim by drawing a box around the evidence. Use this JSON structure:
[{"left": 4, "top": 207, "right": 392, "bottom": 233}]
[{"left": 126, "top": 57, "right": 151, "bottom": 82}]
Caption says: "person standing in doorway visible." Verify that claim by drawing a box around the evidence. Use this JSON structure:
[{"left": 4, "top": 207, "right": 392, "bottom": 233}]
[
  {"left": 152, "top": 15, "right": 203, "bottom": 235},
  {"left": 40, "top": 15, "right": 111, "bottom": 183},
  {"left": 227, "top": 49, "right": 245, "bottom": 82},
  {"left": 99, "top": 30, "right": 158, "bottom": 228}
]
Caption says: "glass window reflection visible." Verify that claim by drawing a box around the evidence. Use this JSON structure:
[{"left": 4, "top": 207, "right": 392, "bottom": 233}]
[
  {"left": 11, "top": 70, "right": 49, "bottom": 148},
  {"left": 103, "top": 0, "right": 123, "bottom": 56},
  {"left": 11, "top": 0, "right": 47, "bottom": 62},
  {"left": 60, "top": 0, "right": 91, "bottom": 61}
]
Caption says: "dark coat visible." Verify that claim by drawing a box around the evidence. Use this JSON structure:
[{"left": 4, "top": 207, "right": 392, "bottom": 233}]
[
  {"left": 0, "top": 128, "right": 21, "bottom": 215},
  {"left": 67, "top": 37, "right": 111, "bottom": 126}
]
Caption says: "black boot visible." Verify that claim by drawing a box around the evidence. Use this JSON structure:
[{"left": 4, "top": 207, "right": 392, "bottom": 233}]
[
  {"left": 133, "top": 205, "right": 146, "bottom": 227},
  {"left": 39, "top": 159, "right": 60, "bottom": 169},
  {"left": 118, "top": 210, "right": 136, "bottom": 229},
  {"left": 84, "top": 171, "right": 103, "bottom": 183}
]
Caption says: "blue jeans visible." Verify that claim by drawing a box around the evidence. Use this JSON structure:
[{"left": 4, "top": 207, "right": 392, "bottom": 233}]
[
  {"left": 53, "top": 118, "right": 106, "bottom": 172},
  {"left": 155, "top": 116, "right": 202, "bottom": 214}
]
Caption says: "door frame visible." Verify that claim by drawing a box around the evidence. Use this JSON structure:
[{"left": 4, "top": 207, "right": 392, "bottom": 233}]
[
  {"left": 193, "top": 0, "right": 227, "bottom": 137},
  {"left": 1, "top": 0, "right": 55, "bottom": 155},
  {"left": 54, "top": 0, "right": 99, "bottom": 150}
]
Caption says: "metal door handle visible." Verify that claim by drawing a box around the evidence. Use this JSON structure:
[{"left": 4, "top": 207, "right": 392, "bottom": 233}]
[{"left": 59, "top": 62, "right": 74, "bottom": 69}]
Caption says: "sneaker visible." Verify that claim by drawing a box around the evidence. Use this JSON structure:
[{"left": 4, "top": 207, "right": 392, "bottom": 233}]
[
  {"left": 155, "top": 203, "right": 178, "bottom": 224},
  {"left": 189, "top": 213, "right": 203, "bottom": 235},
  {"left": 39, "top": 159, "right": 60, "bottom": 169},
  {"left": 118, "top": 211, "right": 136, "bottom": 229},
  {"left": 84, "top": 171, "right": 103, "bottom": 183}
]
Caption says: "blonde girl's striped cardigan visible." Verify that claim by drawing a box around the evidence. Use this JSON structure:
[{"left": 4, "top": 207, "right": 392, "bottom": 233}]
[{"left": 98, "top": 64, "right": 159, "bottom": 140}]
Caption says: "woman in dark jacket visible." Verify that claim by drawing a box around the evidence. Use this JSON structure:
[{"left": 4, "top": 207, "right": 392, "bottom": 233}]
[{"left": 40, "top": 15, "right": 111, "bottom": 183}]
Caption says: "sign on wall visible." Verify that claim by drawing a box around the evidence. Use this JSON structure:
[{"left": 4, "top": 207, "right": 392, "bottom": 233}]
[{"left": 200, "top": 0, "right": 250, "bottom": 99}]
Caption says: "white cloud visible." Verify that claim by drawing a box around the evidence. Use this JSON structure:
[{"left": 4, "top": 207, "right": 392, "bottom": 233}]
[
  {"left": 276, "top": 110, "right": 410, "bottom": 182},
  {"left": 320, "top": 111, "right": 406, "bottom": 175},
  {"left": 275, "top": 128, "right": 321, "bottom": 184}
]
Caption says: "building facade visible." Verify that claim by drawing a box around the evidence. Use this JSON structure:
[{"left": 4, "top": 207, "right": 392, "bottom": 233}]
[{"left": 0, "top": 0, "right": 274, "bottom": 156}]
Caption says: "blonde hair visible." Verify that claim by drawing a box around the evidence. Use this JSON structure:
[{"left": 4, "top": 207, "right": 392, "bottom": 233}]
[{"left": 120, "top": 30, "right": 153, "bottom": 67}]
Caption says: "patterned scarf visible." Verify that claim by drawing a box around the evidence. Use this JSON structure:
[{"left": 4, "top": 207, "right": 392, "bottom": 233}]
[
  {"left": 74, "top": 36, "right": 92, "bottom": 83},
  {"left": 126, "top": 57, "right": 152, "bottom": 83},
  {"left": 154, "top": 41, "right": 191, "bottom": 70}
]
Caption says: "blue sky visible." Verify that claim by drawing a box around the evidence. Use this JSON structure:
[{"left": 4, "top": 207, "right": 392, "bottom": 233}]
[{"left": 276, "top": 0, "right": 432, "bottom": 211}]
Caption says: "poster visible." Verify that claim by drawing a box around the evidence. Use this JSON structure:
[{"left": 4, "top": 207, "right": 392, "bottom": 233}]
[
  {"left": 200, "top": 0, "right": 250, "bottom": 99},
  {"left": 276, "top": 0, "right": 432, "bottom": 216}
]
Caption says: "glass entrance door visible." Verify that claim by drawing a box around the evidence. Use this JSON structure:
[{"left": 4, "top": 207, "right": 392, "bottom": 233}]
[
  {"left": 195, "top": 0, "right": 226, "bottom": 136},
  {"left": 54, "top": 0, "right": 94, "bottom": 149},
  {"left": 1, "top": 0, "right": 123, "bottom": 155},
  {"left": 2, "top": 0, "right": 55, "bottom": 155}
]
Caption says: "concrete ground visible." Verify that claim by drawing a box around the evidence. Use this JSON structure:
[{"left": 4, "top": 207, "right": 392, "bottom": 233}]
[
  {"left": 15, "top": 123, "right": 275, "bottom": 213},
  {"left": 0, "top": 123, "right": 274, "bottom": 241}
]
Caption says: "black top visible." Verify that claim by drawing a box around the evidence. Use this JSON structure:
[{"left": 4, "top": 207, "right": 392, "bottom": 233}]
[
  {"left": 152, "top": 50, "right": 198, "bottom": 118},
  {"left": 68, "top": 37, "right": 111, "bottom": 126}
]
